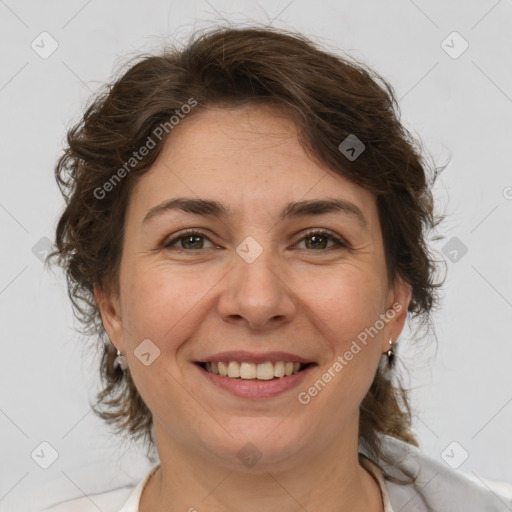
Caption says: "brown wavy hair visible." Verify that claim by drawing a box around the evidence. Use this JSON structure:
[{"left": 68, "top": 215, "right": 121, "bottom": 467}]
[{"left": 48, "top": 25, "right": 445, "bottom": 484}]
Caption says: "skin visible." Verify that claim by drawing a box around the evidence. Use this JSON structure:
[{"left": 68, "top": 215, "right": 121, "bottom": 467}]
[{"left": 95, "top": 104, "right": 411, "bottom": 512}]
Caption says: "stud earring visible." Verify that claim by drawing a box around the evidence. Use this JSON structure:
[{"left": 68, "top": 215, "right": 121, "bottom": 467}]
[{"left": 113, "top": 349, "right": 127, "bottom": 371}]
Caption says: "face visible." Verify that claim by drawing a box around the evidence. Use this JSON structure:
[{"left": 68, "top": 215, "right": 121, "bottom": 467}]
[{"left": 96, "top": 105, "right": 411, "bottom": 470}]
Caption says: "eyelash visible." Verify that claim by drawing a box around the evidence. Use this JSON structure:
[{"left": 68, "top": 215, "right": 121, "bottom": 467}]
[{"left": 162, "top": 228, "right": 349, "bottom": 252}]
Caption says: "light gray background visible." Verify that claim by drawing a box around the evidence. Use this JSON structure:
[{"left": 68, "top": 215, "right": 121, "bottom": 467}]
[{"left": 1, "top": 1, "right": 512, "bottom": 511}]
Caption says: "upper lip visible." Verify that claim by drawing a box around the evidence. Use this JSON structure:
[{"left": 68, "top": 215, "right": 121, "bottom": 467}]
[{"left": 197, "top": 351, "right": 316, "bottom": 364}]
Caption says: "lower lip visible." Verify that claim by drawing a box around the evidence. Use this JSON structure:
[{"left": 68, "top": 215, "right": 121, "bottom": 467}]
[{"left": 195, "top": 363, "right": 316, "bottom": 399}]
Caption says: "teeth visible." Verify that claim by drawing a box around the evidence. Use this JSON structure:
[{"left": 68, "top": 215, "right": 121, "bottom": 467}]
[
  {"left": 240, "top": 362, "right": 257, "bottom": 379},
  {"left": 228, "top": 361, "right": 240, "bottom": 378},
  {"left": 218, "top": 361, "right": 228, "bottom": 377},
  {"left": 204, "top": 361, "right": 305, "bottom": 379},
  {"left": 274, "top": 361, "right": 285, "bottom": 377}
]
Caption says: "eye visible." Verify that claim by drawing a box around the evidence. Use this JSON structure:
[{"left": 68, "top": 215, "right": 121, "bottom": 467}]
[
  {"left": 162, "top": 228, "right": 349, "bottom": 252},
  {"left": 162, "top": 230, "right": 215, "bottom": 251},
  {"left": 294, "top": 229, "right": 348, "bottom": 251}
]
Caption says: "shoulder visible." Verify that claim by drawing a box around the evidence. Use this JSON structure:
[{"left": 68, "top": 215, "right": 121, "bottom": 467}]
[
  {"left": 41, "top": 485, "right": 134, "bottom": 512},
  {"left": 42, "top": 465, "right": 159, "bottom": 512},
  {"left": 371, "top": 434, "right": 512, "bottom": 512}
]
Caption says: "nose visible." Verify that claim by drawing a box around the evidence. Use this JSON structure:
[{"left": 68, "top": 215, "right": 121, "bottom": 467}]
[{"left": 217, "top": 250, "right": 297, "bottom": 330}]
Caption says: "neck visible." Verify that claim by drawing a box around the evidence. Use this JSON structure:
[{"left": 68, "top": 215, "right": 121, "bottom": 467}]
[{"left": 139, "top": 418, "right": 384, "bottom": 512}]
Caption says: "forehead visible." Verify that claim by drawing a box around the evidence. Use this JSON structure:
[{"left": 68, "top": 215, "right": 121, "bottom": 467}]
[{"left": 127, "top": 105, "right": 378, "bottom": 228}]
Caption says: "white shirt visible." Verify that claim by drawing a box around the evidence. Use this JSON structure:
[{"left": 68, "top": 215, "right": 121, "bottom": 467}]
[{"left": 42, "top": 434, "right": 512, "bottom": 512}]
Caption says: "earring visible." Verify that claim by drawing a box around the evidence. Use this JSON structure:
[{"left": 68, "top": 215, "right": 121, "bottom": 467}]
[
  {"left": 113, "top": 349, "right": 127, "bottom": 371},
  {"left": 386, "top": 337, "right": 396, "bottom": 369}
]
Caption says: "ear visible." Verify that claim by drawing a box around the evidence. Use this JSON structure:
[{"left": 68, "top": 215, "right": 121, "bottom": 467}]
[
  {"left": 93, "top": 282, "right": 126, "bottom": 353},
  {"left": 382, "top": 276, "right": 412, "bottom": 352}
]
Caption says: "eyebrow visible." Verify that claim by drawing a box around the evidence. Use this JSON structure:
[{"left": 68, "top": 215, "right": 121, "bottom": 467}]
[{"left": 142, "top": 197, "right": 368, "bottom": 229}]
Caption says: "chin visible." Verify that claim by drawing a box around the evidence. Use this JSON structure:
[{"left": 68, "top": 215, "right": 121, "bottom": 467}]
[{"left": 201, "top": 419, "right": 310, "bottom": 471}]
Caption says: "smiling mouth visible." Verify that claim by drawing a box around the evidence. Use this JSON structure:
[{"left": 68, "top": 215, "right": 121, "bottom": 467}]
[{"left": 195, "top": 361, "right": 316, "bottom": 380}]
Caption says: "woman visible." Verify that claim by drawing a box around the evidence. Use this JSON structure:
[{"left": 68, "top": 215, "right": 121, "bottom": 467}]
[{"left": 45, "top": 26, "right": 512, "bottom": 511}]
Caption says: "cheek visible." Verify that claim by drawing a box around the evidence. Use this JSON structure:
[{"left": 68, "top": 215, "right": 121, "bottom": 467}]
[
  {"left": 302, "top": 264, "right": 387, "bottom": 344},
  {"left": 123, "top": 269, "right": 184, "bottom": 337},
  {"left": 118, "top": 266, "right": 197, "bottom": 409},
  {"left": 120, "top": 262, "right": 218, "bottom": 353},
  {"left": 300, "top": 269, "right": 386, "bottom": 415}
]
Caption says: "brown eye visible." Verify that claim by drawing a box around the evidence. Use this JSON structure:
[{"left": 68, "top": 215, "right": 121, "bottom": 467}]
[
  {"left": 163, "top": 230, "right": 214, "bottom": 250},
  {"left": 295, "top": 229, "right": 348, "bottom": 251}
]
